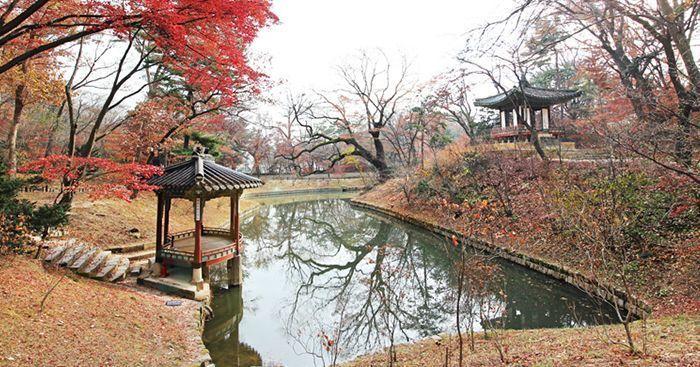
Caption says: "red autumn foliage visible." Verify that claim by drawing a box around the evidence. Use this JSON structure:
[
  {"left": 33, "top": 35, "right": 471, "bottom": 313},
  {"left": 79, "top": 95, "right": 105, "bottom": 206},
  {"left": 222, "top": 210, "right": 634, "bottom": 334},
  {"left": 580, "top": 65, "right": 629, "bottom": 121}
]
[
  {"left": 18, "top": 155, "right": 162, "bottom": 202},
  {"left": 2, "top": 1, "right": 278, "bottom": 101}
]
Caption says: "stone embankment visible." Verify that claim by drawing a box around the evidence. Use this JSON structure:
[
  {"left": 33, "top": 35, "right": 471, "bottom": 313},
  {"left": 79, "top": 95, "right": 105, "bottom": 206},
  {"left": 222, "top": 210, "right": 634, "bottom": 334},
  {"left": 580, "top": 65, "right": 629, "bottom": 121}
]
[{"left": 350, "top": 199, "right": 650, "bottom": 318}]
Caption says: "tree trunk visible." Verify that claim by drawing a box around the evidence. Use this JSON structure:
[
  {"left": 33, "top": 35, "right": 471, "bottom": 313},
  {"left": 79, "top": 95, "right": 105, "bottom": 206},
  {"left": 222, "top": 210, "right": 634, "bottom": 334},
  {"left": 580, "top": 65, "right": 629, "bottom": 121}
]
[
  {"left": 44, "top": 101, "right": 66, "bottom": 158},
  {"left": 371, "top": 132, "right": 391, "bottom": 181},
  {"left": 657, "top": 0, "right": 700, "bottom": 96},
  {"left": 529, "top": 124, "right": 548, "bottom": 161},
  {"left": 6, "top": 71, "right": 27, "bottom": 174},
  {"left": 675, "top": 105, "right": 693, "bottom": 167}
]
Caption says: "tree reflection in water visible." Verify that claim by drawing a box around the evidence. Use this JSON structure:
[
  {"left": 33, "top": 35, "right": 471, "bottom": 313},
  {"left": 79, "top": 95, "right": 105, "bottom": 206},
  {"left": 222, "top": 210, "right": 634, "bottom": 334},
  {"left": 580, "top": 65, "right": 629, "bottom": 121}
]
[{"left": 204, "top": 199, "right": 616, "bottom": 367}]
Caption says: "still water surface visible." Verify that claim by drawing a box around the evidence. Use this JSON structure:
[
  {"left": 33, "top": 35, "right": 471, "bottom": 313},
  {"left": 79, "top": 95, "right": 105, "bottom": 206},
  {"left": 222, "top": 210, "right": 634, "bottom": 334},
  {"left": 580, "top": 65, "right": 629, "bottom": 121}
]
[{"left": 203, "top": 198, "right": 614, "bottom": 367}]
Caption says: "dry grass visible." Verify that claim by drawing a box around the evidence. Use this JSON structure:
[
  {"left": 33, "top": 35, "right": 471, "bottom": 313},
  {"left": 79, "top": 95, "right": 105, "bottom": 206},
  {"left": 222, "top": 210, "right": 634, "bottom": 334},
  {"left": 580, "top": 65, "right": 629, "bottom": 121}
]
[
  {"left": 0, "top": 255, "right": 205, "bottom": 366},
  {"left": 343, "top": 316, "right": 700, "bottom": 367},
  {"left": 19, "top": 177, "right": 368, "bottom": 249}
]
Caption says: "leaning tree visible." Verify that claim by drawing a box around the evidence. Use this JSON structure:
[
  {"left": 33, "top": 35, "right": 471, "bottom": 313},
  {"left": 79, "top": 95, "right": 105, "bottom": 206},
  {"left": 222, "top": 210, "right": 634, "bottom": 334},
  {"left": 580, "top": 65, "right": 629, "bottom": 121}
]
[{"left": 284, "top": 52, "right": 412, "bottom": 181}]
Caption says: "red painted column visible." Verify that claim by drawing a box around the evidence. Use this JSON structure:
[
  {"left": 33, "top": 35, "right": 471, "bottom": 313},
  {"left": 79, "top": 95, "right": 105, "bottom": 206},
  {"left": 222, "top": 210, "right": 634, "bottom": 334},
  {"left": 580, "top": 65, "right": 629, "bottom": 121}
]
[{"left": 234, "top": 191, "right": 238, "bottom": 252}]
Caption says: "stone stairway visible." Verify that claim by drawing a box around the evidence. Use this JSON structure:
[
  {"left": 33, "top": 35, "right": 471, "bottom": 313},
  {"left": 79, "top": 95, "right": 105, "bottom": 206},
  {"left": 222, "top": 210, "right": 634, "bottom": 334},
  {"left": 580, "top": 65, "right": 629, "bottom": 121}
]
[
  {"left": 42, "top": 241, "right": 131, "bottom": 282},
  {"left": 106, "top": 242, "right": 156, "bottom": 275}
]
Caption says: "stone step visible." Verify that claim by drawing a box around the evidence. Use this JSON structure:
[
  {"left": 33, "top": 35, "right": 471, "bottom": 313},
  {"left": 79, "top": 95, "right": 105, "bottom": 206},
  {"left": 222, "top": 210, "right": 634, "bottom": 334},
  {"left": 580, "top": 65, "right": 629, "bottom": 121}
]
[
  {"left": 68, "top": 247, "right": 98, "bottom": 270},
  {"left": 128, "top": 258, "right": 150, "bottom": 274},
  {"left": 79, "top": 251, "right": 111, "bottom": 275},
  {"left": 43, "top": 244, "right": 68, "bottom": 262},
  {"left": 55, "top": 244, "right": 86, "bottom": 266},
  {"left": 107, "top": 257, "right": 130, "bottom": 282},
  {"left": 123, "top": 249, "right": 155, "bottom": 261},
  {"left": 93, "top": 254, "right": 121, "bottom": 279},
  {"left": 106, "top": 242, "right": 146, "bottom": 254}
]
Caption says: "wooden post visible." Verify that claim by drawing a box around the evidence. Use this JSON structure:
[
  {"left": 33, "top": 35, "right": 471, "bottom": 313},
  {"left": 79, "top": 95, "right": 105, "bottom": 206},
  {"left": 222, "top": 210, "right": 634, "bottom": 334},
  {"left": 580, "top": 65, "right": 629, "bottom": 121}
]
[
  {"left": 229, "top": 191, "right": 241, "bottom": 253},
  {"left": 234, "top": 191, "right": 238, "bottom": 252},
  {"left": 192, "top": 197, "right": 203, "bottom": 285},
  {"left": 164, "top": 197, "right": 171, "bottom": 244},
  {"left": 234, "top": 191, "right": 241, "bottom": 250},
  {"left": 155, "top": 193, "right": 164, "bottom": 263},
  {"left": 228, "top": 190, "right": 242, "bottom": 287}
]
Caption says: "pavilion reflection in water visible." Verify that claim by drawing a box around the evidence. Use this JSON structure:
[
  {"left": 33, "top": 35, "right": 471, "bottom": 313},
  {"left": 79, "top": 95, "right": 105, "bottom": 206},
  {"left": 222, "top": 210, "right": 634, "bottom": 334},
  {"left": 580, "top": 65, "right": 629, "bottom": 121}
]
[{"left": 202, "top": 286, "right": 262, "bottom": 367}]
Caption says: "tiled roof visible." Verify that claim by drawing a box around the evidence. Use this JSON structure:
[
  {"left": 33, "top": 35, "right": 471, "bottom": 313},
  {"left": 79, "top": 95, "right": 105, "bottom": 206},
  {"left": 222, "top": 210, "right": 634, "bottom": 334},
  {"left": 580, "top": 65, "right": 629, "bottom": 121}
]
[
  {"left": 475, "top": 86, "right": 582, "bottom": 109},
  {"left": 148, "top": 154, "right": 263, "bottom": 194}
]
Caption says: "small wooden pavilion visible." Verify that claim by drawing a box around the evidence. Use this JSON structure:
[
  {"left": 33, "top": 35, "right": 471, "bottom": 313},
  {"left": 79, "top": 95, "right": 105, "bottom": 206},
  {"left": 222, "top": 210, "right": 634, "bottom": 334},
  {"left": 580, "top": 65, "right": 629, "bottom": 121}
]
[
  {"left": 475, "top": 81, "right": 581, "bottom": 143},
  {"left": 147, "top": 151, "right": 263, "bottom": 290}
]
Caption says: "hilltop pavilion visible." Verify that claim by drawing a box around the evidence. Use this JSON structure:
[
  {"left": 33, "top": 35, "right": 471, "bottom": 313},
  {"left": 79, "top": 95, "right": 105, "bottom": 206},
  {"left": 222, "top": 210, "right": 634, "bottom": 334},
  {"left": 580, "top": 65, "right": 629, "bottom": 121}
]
[{"left": 475, "top": 81, "right": 581, "bottom": 143}]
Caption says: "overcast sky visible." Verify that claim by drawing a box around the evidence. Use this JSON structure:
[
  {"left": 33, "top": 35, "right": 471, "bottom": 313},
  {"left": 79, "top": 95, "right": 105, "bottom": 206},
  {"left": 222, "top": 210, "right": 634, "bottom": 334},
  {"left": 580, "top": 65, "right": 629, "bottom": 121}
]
[{"left": 251, "top": 0, "right": 514, "bottom": 94}]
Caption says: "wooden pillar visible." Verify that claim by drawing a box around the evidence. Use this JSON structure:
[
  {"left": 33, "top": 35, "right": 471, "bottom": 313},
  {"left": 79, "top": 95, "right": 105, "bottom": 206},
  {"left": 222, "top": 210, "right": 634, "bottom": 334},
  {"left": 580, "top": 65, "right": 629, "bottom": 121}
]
[
  {"left": 192, "top": 197, "right": 203, "bottom": 285},
  {"left": 155, "top": 193, "right": 164, "bottom": 263},
  {"left": 525, "top": 106, "right": 531, "bottom": 126},
  {"left": 543, "top": 107, "right": 550, "bottom": 130},
  {"left": 229, "top": 190, "right": 242, "bottom": 287},
  {"left": 230, "top": 190, "right": 240, "bottom": 252},
  {"left": 500, "top": 110, "right": 506, "bottom": 129},
  {"left": 164, "top": 197, "right": 171, "bottom": 245}
]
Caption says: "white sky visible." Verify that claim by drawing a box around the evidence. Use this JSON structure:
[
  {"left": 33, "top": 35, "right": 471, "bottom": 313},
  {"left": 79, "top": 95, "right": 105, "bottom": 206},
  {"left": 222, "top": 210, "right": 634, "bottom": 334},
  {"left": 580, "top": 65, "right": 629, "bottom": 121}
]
[
  {"left": 67, "top": 0, "right": 517, "bottom": 124},
  {"left": 251, "top": 0, "right": 514, "bottom": 93}
]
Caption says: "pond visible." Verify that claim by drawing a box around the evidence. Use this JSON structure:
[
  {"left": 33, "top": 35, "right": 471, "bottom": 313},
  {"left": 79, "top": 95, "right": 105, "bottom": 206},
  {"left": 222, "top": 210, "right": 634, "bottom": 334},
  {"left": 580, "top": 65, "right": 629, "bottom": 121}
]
[{"left": 202, "top": 198, "right": 616, "bottom": 367}]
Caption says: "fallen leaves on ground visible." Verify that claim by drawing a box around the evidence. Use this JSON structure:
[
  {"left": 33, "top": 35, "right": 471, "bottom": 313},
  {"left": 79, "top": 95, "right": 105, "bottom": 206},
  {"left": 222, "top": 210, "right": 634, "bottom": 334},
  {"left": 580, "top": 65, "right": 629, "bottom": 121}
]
[
  {"left": 342, "top": 315, "right": 700, "bottom": 367},
  {"left": 0, "top": 255, "right": 204, "bottom": 366}
]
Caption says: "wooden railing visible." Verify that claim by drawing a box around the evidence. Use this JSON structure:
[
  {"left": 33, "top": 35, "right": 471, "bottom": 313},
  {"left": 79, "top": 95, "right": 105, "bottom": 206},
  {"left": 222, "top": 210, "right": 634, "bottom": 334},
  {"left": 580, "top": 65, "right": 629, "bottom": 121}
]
[
  {"left": 161, "top": 227, "right": 242, "bottom": 263},
  {"left": 491, "top": 125, "right": 564, "bottom": 139},
  {"left": 164, "top": 227, "right": 236, "bottom": 248}
]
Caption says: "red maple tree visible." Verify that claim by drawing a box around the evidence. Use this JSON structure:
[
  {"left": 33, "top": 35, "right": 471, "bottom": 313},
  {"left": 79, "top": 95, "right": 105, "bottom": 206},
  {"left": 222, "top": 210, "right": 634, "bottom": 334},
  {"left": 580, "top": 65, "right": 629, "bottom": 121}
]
[{"left": 19, "top": 155, "right": 163, "bottom": 202}]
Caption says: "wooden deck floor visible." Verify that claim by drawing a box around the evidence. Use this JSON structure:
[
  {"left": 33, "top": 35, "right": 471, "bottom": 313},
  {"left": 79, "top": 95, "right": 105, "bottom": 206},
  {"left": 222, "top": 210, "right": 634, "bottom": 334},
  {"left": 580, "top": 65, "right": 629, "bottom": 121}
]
[{"left": 172, "top": 235, "right": 234, "bottom": 254}]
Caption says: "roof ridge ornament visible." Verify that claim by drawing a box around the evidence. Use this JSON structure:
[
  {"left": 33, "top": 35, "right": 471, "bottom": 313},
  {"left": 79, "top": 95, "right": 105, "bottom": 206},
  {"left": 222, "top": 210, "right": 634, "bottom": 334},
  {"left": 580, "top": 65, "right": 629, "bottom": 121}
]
[{"left": 195, "top": 155, "right": 204, "bottom": 184}]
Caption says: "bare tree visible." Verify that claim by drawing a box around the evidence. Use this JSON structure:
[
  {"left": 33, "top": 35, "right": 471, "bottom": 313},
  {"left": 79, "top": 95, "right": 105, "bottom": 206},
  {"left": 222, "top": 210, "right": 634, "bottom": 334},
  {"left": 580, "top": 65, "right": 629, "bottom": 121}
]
[
  {"left": 283, "top": 51, "right": 412, "bottom": 181},
  {"left": 428, "top": 74, "right": 484, "bottom": 142},
  {"left": 459, "top": 46, "right": 551, "bottom": 160},
  {"left": 479, "top": 0, "right": 699, "bottom": 182}
]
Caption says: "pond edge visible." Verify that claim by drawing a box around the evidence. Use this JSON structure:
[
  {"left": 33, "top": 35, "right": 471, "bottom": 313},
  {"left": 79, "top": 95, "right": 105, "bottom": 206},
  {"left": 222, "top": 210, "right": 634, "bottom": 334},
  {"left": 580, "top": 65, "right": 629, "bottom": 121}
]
[{"left": 349, "top": 198, "right": 651, "bottom": 318}]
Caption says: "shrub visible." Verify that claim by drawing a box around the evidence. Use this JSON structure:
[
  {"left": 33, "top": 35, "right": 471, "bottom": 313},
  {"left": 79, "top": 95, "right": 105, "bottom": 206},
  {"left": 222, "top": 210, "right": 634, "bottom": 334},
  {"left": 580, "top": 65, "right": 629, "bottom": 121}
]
[{"left": 0, "top": 165, "right": 69, "bottom": 254}]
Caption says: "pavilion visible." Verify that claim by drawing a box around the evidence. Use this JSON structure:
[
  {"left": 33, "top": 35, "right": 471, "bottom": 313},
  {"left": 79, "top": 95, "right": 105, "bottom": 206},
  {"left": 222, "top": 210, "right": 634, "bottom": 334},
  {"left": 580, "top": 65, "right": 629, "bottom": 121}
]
[
  {"left": 145, "top": 150, "right": 263, "bottom": 299},
  {"left": 475, "top": 81, "right": 581, "bottom": 143}
]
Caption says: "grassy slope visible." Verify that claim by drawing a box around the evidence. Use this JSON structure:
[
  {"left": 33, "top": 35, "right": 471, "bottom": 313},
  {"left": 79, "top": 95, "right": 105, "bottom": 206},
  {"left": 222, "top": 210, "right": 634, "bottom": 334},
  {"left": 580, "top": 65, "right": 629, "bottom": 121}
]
[
  {"left": 20, "top": 177, "right": 367, "bottom": 249},
  {"left": 0, "top": 255, "right": 205, "bottom": 366},
  {"left": 343, "top": 315, "right": 699, "bottom": 367}
]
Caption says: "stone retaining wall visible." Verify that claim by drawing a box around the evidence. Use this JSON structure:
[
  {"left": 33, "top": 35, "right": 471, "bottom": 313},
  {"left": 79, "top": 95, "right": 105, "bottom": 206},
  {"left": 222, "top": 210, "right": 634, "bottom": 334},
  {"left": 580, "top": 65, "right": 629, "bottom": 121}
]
[{"left": 350, "top": 199, "right": 650, "bottom": 318}]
